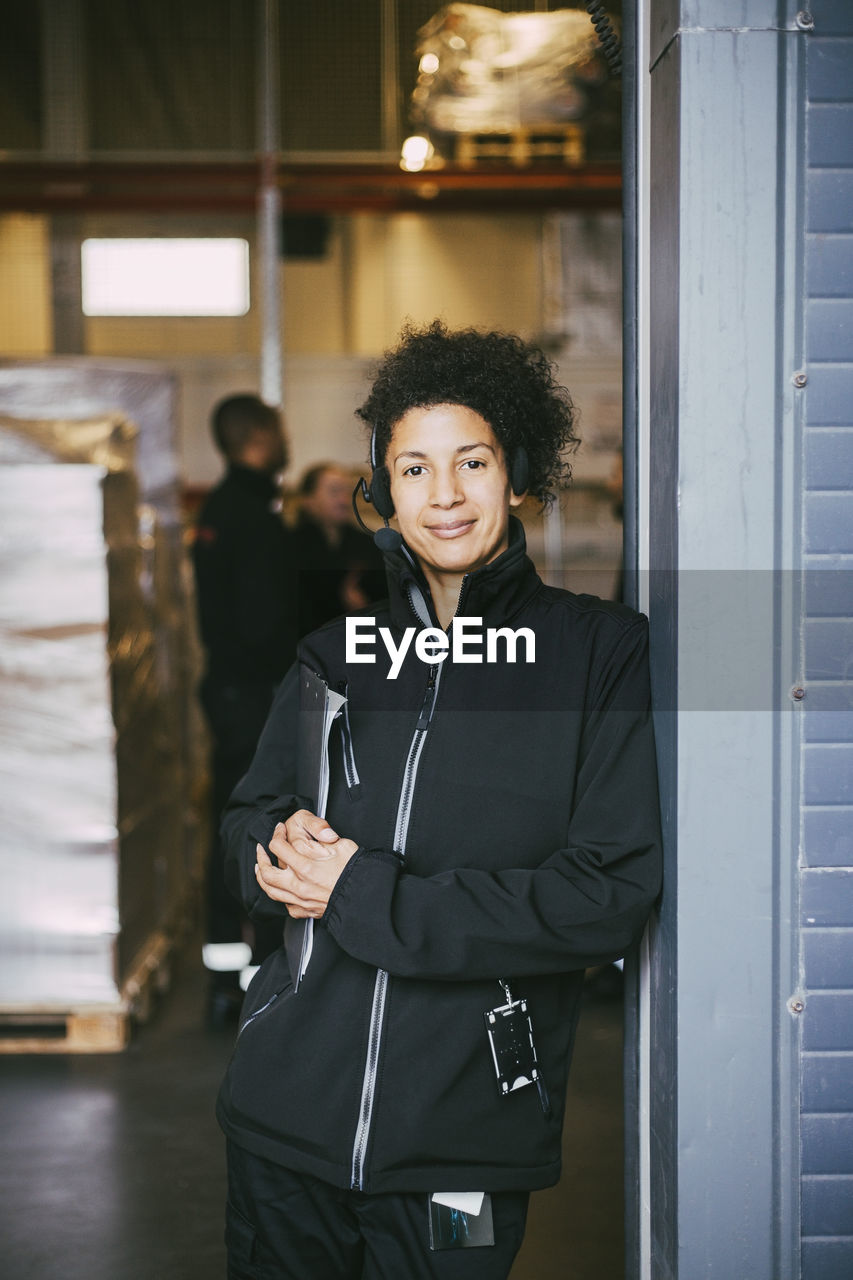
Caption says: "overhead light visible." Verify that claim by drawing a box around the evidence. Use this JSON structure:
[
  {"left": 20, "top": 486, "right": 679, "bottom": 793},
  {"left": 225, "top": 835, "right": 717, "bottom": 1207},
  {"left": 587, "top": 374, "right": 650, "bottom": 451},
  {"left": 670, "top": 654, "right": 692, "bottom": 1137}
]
[
  {"left": 419, "top": 52, "right": 440, "bottom": 75},
  {"left": 81, "top": 238, "right": 250, "bottom": 316},
  {"left": 400, "top": 135, "right": 434, "bottom": 173}
]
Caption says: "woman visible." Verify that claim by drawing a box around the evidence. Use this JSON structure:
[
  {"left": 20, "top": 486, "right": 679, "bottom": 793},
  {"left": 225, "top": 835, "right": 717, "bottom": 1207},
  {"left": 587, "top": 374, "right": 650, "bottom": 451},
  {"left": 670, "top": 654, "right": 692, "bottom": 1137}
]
[{"left": 217, "top": 321, "right": 661, "bottom": 1279}]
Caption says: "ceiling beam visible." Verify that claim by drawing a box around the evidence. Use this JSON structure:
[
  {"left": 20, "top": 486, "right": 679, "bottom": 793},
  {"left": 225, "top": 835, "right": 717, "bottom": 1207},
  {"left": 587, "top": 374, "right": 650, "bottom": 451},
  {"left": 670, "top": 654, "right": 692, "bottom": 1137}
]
[{"left": 0, "top": 160, "right": 621, "bottom": 215}]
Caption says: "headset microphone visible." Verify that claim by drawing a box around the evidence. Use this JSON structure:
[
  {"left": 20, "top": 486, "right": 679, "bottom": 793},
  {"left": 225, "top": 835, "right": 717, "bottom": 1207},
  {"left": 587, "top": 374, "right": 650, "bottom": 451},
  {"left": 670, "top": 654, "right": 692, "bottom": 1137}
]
[{"left": 373, "top": 524, "right": 403, "bottom": 552}]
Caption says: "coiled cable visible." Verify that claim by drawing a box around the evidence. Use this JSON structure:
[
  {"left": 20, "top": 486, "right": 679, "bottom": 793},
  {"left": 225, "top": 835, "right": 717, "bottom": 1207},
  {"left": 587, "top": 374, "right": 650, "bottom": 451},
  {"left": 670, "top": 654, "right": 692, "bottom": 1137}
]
[{"left": 586, "top": 1, "right": 622, "bottom": 78}]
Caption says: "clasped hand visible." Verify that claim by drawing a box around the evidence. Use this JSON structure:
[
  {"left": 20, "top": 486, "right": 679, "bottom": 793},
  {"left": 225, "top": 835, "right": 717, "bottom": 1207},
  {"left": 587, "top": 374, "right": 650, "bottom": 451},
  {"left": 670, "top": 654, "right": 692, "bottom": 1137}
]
[{"left": 255, "top": 809, "right": 358, "bottom": 919}]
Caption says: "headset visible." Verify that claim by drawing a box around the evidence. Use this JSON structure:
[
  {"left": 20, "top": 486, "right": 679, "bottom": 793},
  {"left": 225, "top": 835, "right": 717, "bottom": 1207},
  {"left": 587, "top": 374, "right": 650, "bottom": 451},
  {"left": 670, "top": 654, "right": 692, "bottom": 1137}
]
[{"left": 353, "top": 424, "right": 530, "bottom": 552}]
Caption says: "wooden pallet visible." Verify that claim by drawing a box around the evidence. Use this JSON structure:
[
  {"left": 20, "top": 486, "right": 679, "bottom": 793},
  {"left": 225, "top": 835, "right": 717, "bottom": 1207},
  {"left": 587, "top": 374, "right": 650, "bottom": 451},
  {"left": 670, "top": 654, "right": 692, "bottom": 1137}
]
[
  {"left": 455, "top": 123, "right": 586, "bottom": 169},
  {"left": 0, "top": 1007, "right": 129, "bottom": 1054},
  {"left": 0, "top": 910, "right": 195, "bottom": 1054},
  {"left": 121, "top": 929, "right": 175, "bottom": 1024}
]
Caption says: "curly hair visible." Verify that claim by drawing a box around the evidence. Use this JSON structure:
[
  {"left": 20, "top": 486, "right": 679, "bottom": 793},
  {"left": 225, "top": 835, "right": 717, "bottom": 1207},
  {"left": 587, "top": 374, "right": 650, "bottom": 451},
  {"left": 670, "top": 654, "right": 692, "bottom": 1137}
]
[{"left": 355, "top": 321, "right": 579, "bottom": 507}]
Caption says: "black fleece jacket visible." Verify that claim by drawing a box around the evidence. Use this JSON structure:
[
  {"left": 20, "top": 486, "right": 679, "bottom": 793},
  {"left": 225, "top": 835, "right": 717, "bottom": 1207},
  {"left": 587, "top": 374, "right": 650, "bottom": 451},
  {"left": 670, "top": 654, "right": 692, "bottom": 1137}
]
[
  {"left": 193, "top": 464, "right": 296, "bottom": 685},
  {"left": 216, "top": 519, "right": 662, "bottom": 1194}
]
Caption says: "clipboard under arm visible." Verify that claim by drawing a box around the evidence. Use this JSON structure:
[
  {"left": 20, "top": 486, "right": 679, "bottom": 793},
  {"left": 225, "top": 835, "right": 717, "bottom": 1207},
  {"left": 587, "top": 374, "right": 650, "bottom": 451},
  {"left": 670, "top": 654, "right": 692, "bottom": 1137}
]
[{"left": 292, "top": 663, "right": 346, "bottom": 988}]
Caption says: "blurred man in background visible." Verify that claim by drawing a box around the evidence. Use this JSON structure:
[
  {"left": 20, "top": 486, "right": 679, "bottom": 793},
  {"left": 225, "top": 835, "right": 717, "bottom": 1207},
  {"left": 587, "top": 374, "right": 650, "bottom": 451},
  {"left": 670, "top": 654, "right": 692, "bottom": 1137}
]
[{"left": 192, "top": 394, "right": 296, "bottom": 1026}]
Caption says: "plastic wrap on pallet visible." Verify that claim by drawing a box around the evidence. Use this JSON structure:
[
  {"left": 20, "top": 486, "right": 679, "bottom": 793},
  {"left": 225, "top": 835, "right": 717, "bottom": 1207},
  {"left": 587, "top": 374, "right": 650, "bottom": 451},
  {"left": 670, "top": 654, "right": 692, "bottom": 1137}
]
[
  {"left": 0, "top": 357, "right": 181, "bottom": 519},
  {"left": 412, "top": 4, "right": 605, "bottom": 134},
  {"left": 0, "top": 410, "right": 194, "bottom": 1011},
  {"left": 0, "top": 359, "right": 203, "bottom": 873},
  {"left": 0, "top": 418, "right": 128, "bottom": 1005}
]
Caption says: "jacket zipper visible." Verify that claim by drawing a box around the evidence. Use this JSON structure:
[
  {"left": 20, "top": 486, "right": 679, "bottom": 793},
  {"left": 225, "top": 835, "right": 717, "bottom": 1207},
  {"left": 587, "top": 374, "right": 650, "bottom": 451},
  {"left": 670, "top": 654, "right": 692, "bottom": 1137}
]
[
  {"left": 350, "top": 658, "right": 443, "bottom": 1189},
  {"left": 339, "top": 700, "right": 360, "bottom": 792},
  {"left": 350, "top": 970, "right": 388, "bottom": 1187}
]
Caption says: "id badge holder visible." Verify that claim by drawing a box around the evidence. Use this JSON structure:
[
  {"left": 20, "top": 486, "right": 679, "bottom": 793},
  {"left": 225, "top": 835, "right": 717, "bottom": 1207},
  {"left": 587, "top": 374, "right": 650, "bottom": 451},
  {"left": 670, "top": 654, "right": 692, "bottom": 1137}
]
[
  {"left": 428, "top": 1195, "right": 495, "bottom": 1250},
  {"left": 484, "top": 982, "right": 551, "bottom": 1115}
]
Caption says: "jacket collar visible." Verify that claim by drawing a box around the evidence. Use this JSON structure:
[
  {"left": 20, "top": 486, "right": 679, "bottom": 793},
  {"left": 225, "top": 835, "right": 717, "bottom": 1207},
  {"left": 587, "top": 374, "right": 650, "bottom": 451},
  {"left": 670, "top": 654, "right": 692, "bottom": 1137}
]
[
  {"left": 383, "top": 516, "right": 541, "bottom": 631},
  {"left": 226, "top": 463, "right": 280, "bottom": 503}
]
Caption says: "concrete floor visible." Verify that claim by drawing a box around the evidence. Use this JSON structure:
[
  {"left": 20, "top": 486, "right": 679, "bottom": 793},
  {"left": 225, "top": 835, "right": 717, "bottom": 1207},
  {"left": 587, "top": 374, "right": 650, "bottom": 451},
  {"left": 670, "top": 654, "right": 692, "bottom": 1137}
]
[{"left": 0, "top": 942, "right": 624, "bottom": 1280}]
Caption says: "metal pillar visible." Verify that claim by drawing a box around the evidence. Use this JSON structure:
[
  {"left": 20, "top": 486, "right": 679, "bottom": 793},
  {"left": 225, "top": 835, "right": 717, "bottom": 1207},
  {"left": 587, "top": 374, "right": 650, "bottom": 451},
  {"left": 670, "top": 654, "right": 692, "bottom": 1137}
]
[
  {"left": 620, "top": 4, "right": 645, "bottom": 1274},
  {"left": 642, "top": 3, "right": 806, "bottom": 1276},
  {"left": 257, "top": 0, "right": 283, "bottom": 407},
  {"left": 40, "top": 0, "right": 87, "bottom": 354},
  {"left": 380, "top": 0, "right": 400, "bottom": 159}
]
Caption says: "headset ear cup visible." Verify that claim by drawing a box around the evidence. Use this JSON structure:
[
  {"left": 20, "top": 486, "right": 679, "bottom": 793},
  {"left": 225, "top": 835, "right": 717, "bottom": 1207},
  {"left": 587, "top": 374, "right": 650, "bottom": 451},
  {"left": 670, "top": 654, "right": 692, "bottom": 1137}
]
[
  {"left": 369, "top": 465, "right": 395, "bottom": 519},
  {"left": 510, "top": 447, "right": 529, "bottom": 497}
]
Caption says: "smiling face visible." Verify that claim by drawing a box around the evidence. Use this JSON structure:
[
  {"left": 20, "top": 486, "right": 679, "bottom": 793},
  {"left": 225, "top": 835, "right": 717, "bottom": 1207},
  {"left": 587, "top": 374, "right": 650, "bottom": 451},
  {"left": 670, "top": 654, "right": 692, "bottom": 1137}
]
[{"left": 387, "top": 403, "right": 524, "bottom": 609}]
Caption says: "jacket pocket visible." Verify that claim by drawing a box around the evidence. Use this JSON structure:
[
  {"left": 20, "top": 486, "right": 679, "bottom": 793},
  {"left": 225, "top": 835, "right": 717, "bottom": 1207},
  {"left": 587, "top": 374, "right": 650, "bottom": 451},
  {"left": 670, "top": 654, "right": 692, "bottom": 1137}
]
[
  {"left": 238, "top": 988, "right": 284, "bottom": 1037},
  {"left": 237, "top": 968, "right": 293, "bottom": 1037}
]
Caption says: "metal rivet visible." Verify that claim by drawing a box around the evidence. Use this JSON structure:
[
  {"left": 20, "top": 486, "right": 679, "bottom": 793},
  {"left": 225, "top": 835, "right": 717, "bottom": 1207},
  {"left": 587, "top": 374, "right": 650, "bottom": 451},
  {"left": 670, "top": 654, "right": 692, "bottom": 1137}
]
[
  {"left": 789, "top": 997, "right": 805, "bottom": 1014},
  {"left": 792, "top": 371, "right": 808, "bottom": 388},
  {"left": 795, "top": 11, "right": 815, "bottom": 31},
  {"left": 791, "top": 686, "right": 806, "bottom": 701}
]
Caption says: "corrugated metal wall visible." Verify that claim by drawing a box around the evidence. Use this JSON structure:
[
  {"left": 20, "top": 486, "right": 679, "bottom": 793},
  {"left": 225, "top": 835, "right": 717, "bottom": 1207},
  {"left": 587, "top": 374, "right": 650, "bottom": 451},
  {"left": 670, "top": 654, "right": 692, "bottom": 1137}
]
[{"left": 799, "top": 7, "right": 853, "bottom": 1277}]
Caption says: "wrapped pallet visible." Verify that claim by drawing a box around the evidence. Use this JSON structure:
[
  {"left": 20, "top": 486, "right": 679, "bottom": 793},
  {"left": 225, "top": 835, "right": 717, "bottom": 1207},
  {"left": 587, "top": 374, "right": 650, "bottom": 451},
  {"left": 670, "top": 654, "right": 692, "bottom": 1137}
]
[
  {"left": 411, "top": 3, "right": 610, "bottom": 162},
  {"left": 0, "top": 404, "right": 199, "bottom": 1051}
]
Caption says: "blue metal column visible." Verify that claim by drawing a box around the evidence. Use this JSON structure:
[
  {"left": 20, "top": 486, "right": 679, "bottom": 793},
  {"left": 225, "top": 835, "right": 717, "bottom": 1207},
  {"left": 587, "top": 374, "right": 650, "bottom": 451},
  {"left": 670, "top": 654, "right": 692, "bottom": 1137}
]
[{"left": 643, "top": 4, "right": 807, "bottom": 1275}]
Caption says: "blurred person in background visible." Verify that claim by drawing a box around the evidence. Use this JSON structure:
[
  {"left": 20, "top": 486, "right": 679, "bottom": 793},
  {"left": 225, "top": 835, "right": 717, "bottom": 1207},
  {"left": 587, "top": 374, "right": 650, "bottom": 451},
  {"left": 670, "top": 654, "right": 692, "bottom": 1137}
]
[
  {"left": 293, "top": 461, "right": 386, "bottom": 637},
  {"left": 192, "top": 393, "right": 296, "bottom": 1027}
]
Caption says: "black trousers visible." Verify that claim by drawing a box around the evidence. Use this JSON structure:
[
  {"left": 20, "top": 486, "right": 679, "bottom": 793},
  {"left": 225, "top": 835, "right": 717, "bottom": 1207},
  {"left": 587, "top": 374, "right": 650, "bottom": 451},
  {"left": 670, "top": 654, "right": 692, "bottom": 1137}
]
[
  {"left": 201, "top": 679, "right": 281, "bottom": 962},
  {"left": 226, "top": 1142, "right": 530, "bottom": 1280}
]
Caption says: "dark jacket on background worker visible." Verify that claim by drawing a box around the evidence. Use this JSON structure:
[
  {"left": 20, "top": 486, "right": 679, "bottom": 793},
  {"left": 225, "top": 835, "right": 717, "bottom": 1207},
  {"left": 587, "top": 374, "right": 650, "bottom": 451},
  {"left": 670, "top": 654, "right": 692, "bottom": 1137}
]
[
  {"left": 193, "top": 463, "right": 296, "bottom": 688},
  {"left": 292, "top": 510, "right": 385, "bottom": 638},
  {"left": 216, "top": 518, "right": 661, "bottom": 1194},
  {"left": 193, "top": 462, "right": 297, "bottom": 960}
]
